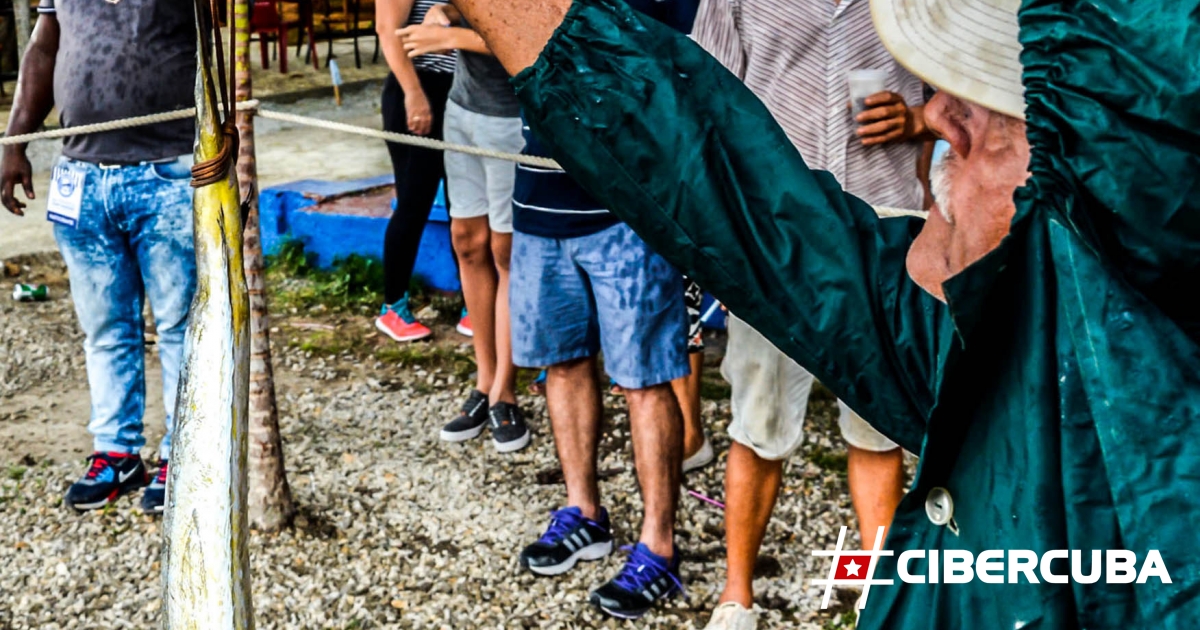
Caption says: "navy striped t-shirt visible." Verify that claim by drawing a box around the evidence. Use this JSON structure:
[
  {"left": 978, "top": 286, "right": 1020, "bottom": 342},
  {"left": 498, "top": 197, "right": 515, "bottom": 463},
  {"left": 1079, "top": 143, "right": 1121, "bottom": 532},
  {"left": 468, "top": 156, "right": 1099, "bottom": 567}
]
[{"left": 511, "top": 0, "right": 698, "bottom": 239}]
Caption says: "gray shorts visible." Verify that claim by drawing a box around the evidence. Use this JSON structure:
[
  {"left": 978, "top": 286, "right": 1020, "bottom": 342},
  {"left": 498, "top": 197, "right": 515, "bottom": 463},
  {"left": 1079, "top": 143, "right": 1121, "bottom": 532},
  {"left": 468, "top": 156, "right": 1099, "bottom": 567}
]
[{"left": 442, "top": 100, "right": 524, "bottom": 233}]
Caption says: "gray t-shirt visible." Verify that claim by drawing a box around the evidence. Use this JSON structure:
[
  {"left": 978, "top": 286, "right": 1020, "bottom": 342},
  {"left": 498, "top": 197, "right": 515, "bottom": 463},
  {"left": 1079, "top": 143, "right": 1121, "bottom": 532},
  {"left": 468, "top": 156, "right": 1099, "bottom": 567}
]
[
  {"left": 38, "top": 0, "right": 195, "bottom": 164},
  {"left": 447, "top": 19, "right": 520, "bottom": 118}
]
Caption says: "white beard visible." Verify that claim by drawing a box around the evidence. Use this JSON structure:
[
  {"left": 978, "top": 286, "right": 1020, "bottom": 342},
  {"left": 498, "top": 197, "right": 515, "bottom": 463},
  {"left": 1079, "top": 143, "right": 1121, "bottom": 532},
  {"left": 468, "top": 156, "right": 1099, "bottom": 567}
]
[{"left": 929, "top": 149, "right": 956, "bottom": 224}]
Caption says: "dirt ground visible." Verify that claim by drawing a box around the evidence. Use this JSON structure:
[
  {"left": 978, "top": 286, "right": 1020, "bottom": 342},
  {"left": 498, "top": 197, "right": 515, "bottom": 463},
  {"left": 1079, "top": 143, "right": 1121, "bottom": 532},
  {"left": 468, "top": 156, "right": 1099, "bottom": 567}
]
[{"left": 0, "top": 61, "right": 864, "bottom": 629}]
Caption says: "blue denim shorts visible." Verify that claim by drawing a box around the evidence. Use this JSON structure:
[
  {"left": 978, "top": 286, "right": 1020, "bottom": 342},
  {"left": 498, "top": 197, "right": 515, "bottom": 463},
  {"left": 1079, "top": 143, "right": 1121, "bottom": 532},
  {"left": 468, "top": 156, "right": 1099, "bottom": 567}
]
[{"left": 510, "top": 223, "right": 689, "bottom": 389}]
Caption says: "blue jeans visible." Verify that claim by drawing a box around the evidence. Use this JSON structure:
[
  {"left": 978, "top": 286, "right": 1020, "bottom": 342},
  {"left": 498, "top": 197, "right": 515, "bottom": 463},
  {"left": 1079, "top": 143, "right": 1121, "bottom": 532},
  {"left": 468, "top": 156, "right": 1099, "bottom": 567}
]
[
  {"left": 53, "top": 156, "right": 197, "bottom": 460},
  {"left": 510, "top": 223, "right": 689, "bottom": 389}
]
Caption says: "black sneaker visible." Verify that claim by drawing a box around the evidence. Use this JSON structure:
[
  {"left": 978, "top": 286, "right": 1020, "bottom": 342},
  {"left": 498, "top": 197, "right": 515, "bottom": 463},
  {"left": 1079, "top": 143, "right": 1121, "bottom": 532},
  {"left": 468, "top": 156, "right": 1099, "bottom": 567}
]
[
  {"left": 489, "top": 402, "right": 531, "bottom": 453},
  {"left": 141, "top": 461, "right": 168, "bottom": 515},
  {"left": 520, "top": 506, "right": 614, "bottom": 576},
  {"left": 440, "top": 390, "right": 489, "bottom": 442},
  {"left": 590, "top": 543, "right": 683, "bottom": 619},
  {"left": 64, "top": 452, "right": 148, "bottom": 511}
]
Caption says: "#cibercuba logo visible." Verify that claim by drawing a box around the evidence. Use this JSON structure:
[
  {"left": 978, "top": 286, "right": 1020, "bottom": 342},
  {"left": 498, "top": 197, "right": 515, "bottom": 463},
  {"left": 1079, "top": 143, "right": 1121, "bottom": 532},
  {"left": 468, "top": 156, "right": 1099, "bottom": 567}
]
[
  {"left": 811, "top": 526, "right": 1174, "bottom": 612},
  {"left": 811, "top": 525, "right": 892, "bottom": 611}
]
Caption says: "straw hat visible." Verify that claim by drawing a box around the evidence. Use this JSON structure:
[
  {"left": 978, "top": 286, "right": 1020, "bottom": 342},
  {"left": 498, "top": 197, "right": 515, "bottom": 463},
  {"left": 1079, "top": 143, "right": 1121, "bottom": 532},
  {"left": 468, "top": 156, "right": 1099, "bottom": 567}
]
[{"left": 871, "top": 0, "right": 1025, "bottom": 119}]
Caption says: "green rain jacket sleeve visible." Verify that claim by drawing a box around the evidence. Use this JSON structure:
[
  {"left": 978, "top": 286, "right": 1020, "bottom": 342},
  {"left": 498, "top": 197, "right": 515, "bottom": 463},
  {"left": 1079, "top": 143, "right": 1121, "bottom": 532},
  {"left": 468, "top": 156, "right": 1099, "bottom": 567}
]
[
  {"left": 1021, "top": 0, "right": 1200, "bottom": 341},
  {"left": 513, "top": 0, "right": 948, "bottom": 453}
]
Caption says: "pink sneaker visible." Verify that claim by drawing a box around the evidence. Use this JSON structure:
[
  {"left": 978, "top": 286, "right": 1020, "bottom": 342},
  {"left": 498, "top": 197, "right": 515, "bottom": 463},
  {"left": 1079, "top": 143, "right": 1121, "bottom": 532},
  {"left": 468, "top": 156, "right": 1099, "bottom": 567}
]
[
  {"left": 456, "top": 308, "right": 474, "bottom": 337},
  {"left": 375, "top": 297, "right": 432, "bottom": 342}
]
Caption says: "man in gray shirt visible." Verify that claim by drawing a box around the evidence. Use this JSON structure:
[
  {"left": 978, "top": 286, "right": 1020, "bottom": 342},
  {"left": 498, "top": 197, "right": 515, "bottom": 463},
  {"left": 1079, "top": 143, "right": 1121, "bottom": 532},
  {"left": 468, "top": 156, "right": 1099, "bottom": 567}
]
[{"left": 0, "top": 0, "right": 197, "bottom": 515}]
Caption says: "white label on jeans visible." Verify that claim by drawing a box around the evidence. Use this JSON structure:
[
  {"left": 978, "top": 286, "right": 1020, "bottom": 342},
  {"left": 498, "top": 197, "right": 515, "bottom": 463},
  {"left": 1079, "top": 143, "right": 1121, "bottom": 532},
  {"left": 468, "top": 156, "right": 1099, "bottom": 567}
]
[{"left": 46, "top": 164, "right": 85, "bottom": 228}]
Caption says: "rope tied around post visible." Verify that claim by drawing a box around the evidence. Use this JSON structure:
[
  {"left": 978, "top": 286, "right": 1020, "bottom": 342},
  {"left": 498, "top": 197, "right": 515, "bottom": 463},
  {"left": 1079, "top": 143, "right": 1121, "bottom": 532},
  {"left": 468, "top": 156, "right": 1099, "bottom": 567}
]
[{"left": 190, "top": 0, "right": 240, "bottom": 189}]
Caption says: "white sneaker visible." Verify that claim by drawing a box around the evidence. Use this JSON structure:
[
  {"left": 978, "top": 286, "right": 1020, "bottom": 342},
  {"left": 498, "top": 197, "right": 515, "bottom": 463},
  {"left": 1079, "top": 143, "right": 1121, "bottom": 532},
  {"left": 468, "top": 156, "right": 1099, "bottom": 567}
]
[
  {"left": 704, "top": 602, "right": 756, "bottom": 630},
  {"left": 683, "top": 438, "right": 715, "bottom": 473}
]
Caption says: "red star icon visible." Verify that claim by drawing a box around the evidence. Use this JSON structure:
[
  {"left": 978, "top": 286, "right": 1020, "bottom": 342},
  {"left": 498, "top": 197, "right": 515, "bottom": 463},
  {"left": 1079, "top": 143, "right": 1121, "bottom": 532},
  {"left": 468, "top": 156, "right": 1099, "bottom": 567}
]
[{"left": 834, "top": 554, "right": 873, "bottom": 581}]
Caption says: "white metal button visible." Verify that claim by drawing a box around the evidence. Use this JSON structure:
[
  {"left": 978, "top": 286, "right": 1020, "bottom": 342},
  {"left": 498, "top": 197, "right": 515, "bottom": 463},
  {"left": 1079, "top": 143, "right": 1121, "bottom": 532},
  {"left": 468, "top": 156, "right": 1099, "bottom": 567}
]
[{"left": 925, "top": 487, "right": 954, "bottom": 526}]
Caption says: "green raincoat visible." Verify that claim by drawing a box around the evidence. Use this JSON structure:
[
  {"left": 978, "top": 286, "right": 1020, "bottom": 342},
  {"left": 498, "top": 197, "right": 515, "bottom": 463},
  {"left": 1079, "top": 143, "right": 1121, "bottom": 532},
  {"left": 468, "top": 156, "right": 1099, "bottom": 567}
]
[{"left": 512, "top": 0, "right": 1200, "bottom": 627}]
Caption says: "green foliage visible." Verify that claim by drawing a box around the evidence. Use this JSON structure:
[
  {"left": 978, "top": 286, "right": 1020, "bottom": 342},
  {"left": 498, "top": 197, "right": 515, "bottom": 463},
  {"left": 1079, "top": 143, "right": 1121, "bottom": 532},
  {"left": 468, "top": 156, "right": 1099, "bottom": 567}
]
[
  {"left": 809, "top": 443, "right": 849, "bottom": 475},
  {"left": 266, "top": 239, "right": 386, "bottom": 312},
  {"left": 376, "top": 344, "right": 475, "bottom": 379},
  {"left": 822, "top": 610, "right": 858, "bottom": 630}
]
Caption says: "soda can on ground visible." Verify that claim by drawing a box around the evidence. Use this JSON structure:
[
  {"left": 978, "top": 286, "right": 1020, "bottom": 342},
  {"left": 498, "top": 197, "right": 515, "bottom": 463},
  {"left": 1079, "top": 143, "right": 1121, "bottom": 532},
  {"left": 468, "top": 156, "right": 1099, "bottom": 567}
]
[{"left": 11, "top": 283, "right": 49, "bottom": 302}]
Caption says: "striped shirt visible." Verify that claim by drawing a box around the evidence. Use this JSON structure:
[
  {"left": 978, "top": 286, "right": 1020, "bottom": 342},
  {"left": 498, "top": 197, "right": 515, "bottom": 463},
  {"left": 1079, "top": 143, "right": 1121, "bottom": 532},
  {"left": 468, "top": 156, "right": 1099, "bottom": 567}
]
[
  {"left": 691, "top": 0, "right": 925, "bottom": 210},
  {"left": 408, "top": 0, "right": 456, "bottom": 74},
  {"left": 512, "top": 119, "right": 619, "bottom": 239}
]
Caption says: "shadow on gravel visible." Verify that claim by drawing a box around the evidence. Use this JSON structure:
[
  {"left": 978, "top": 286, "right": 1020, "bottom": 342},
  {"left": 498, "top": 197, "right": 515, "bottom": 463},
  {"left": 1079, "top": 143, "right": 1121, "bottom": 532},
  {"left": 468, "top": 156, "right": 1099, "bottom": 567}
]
[{"left": 292, "top": 503, "right": 339, "bottom": 540}]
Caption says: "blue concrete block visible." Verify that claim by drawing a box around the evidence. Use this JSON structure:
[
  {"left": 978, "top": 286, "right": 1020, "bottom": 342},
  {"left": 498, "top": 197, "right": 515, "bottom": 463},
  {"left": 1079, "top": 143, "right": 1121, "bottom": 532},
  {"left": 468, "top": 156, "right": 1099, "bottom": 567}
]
[
  {"left": 258, "top": 175, "right": 724, "bottom": 327},
  {"left": 259, "top": 176, "right": 461, "bottom": 293}
]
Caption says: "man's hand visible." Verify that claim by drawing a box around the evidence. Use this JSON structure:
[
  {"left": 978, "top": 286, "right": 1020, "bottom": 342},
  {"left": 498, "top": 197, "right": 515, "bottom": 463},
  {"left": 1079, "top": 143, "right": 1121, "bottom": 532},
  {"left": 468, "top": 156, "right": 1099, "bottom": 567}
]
[
  {"left": 405, "top": 89, "right": 434, "bottom": 136},
  {"left": 398, "top": 23, "right": 457, "bottom": 58},
  {"left": 1, "top": 147, "right": 35, "bottom": 216},
  {"left": 855, "top": 91, "right": 927, "bottom": 146}
]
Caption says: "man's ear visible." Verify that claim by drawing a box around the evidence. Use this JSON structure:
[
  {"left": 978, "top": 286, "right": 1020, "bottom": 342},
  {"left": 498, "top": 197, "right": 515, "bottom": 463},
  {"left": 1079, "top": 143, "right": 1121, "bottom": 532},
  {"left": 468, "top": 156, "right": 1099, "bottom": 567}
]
[{"left": 925, "top": 93, "right": 972, "bottom": 160}]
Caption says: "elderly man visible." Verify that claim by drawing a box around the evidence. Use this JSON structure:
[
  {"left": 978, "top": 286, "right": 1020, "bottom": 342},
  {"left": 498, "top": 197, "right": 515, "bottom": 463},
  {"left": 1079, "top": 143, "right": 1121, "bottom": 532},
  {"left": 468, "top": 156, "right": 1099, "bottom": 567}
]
[{"left": 440, "top": 0, "right": 1200, "bottom": 626}]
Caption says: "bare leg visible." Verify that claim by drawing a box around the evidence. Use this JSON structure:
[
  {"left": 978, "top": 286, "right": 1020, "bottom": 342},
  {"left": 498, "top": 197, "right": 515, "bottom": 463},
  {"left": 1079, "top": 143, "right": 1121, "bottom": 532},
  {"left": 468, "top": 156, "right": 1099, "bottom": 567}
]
[
  {"left": 718, "top": 442, "right": 783, "bottom": 607},
  {"left": 672, "top": 352, "right": 705, "bottom": 458},
  {"left": 452, "top": 217, "right": 498, "bottom": 397},
  {"left": 453, "top": 0, "right": 571, "bottom": 74},
  {"left": 489, "top": 231, "right": 517, "bottom": 405},
  {"left": 847, "top": 446, "right": 906, "bottom": 549},
  {"left": 546, "top": 357, "right": 603, "bottom": 520},
  {"left": 623, "top": 382, "right": 683, "bottom": 559}
]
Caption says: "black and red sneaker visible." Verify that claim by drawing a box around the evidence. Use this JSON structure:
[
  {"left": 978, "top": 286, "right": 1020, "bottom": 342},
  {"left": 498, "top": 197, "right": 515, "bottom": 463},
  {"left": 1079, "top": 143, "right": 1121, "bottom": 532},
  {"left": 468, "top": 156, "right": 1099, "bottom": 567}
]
[
  {"left": 64, "top": 452, "right": 147, "bottom": 511},
  {"left": 141, "top": 461, "right": 168, "bottom": 515}
]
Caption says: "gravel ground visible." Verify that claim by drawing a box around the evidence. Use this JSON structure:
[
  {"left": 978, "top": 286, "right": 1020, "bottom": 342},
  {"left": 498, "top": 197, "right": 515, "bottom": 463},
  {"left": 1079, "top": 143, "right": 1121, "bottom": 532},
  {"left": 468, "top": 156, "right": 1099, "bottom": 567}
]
[{"left": 0, "top": 254, "right": 861, "bottom": 629}]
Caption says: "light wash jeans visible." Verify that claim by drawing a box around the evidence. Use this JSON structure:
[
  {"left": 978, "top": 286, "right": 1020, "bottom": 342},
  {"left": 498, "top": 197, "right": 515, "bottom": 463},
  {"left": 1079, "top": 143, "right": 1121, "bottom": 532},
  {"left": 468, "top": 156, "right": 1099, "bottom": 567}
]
[{"left": 53, "top": 155, "right": 197, "bottom": 460}]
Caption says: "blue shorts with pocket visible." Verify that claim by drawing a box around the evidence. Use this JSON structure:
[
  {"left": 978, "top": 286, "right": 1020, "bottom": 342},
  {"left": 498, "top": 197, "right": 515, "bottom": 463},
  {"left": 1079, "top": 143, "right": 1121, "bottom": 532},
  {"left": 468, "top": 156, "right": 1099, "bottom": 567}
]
[{"left": 510, "top": 222, "right": 689, "bottom": 389}]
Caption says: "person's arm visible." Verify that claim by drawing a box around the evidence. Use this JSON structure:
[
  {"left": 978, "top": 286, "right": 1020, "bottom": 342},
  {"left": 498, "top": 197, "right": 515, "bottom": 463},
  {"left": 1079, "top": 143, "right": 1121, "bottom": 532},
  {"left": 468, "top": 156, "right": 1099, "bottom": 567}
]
[
  {"left": 1, "top": 11, "right": 59, "bottom": 216},
  {"left": 457, "top": 0, "right": 945, "bottom": 449},
  {"left": 376, "top": 0, "right": 435, "bottom": 135},
  {"left": 398, "top": 24, "right": 491, "bottom": 56},
  {"left": 917, "top": 139, "right": 935, "bottom": 210},
  {"left": 399, "top": 3, "right": 491, "bottom": 56}
]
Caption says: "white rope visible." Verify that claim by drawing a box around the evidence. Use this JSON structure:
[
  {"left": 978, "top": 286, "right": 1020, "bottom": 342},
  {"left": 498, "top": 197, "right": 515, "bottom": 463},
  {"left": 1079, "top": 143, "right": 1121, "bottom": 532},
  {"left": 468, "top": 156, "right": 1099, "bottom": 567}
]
[
  {"left": 874, "top": 206, "right": 928, "bottom": 219},
  {"left": 0, "top": 101, "right": 261, "bottom": 147},
  {"left": 254, "top": 108, "right": 561, "bottom": 170},
  {"left": 2, "top": 102, "right": 926, "bottom": 219}
]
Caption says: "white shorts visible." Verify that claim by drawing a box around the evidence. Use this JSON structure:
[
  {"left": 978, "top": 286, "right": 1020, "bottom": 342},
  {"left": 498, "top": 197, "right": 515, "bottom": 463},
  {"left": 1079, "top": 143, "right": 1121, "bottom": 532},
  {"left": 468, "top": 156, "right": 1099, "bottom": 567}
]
[
  {"left": 722, "top": 314, "right": 901, "bottom": 458},
  {"left": 721, "top": 314, "right": 813, "bottom": 461},
  {"left": 442, "top": 100, "right": 524, "bottom": 233},
  {"left": 837, "top": 400, "right": 900, "bottom": 452}
]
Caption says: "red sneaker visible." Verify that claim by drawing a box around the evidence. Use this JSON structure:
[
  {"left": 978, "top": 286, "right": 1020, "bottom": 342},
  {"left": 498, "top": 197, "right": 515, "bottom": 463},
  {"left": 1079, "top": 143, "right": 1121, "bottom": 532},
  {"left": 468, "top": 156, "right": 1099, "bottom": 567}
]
[
  {"left": 456, "top": 308, "right": 474, "bottom": 338},
  {"left": 375, "top": 298, "right": 432, "bottom": 342}
]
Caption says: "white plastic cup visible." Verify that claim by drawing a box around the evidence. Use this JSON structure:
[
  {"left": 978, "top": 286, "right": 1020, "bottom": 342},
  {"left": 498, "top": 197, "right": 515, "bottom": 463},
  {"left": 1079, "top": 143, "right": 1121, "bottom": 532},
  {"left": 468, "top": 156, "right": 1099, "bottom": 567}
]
[{"left": 848, "top": 69, "right": 889, "bottom": 118}]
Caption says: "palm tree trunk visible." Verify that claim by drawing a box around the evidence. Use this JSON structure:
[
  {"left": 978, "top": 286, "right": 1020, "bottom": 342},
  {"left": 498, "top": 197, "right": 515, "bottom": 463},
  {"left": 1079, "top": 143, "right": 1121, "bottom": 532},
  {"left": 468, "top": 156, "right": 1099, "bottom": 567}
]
[
  {"left": 14, "top": 1, "right": 32, "bottom": 65},
  {"left": 234, "top": 0, "right": 295, "bottom": 531}
]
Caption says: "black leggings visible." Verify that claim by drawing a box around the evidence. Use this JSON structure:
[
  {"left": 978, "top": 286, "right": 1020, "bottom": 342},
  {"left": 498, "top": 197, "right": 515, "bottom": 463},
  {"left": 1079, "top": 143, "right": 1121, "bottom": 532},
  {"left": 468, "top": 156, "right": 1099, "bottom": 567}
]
[{"left": 381, "top": 70, "right": 454, "bottom": 304}]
